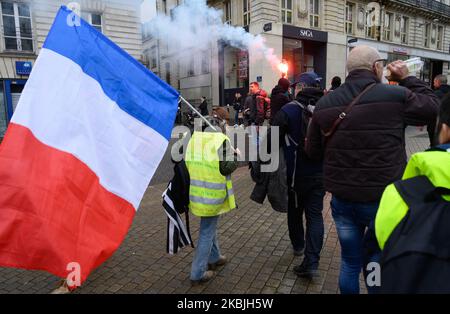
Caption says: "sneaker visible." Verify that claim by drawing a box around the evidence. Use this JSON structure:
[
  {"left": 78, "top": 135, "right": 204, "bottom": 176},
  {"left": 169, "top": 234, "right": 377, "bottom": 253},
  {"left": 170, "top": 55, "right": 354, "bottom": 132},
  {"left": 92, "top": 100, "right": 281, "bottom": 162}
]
[
  {"left": 50, "top": 280, "right": 71, "bottom": 294},
  {"left": 293, "top": 263, "right": 319, "bottom": 279},
  {"left": 190, "top": 270, "right": 216, "bottom": 286},
  {"left": 293, "top": 248, "right": 305, "bottom": 257},
  {"left": 208, "top": 256, "right": 227, "bottom": 270}
]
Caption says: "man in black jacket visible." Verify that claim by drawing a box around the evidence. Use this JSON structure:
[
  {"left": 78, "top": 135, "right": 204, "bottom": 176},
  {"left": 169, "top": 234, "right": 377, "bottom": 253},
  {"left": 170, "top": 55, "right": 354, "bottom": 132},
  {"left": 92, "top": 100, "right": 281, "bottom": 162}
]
[
  {"left": 233, "top": 92, "right": 244, "bottom": 126},
  {"left": 199, "top": 96, "right": 209, "bottom": 116},
  {"left": 306, "top": 45, "right": 439, "bottom": 294},
  {"left": 272, "top": 72, "right": 325, "bottom": 278},
  {"left": 426, "top": 74, "right": 450, "bottom": 145},
  {"left": 434, "top": 74, "right": 450, "bottom": 100},
  {"left": 270, "top": 78, "right": 292, "bottom": 124}
]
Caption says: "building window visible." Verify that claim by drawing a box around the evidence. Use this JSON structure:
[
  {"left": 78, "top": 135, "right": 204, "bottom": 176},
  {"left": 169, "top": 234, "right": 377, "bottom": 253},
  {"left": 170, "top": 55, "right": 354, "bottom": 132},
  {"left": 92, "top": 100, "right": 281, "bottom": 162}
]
[
  {"left": 309, "top": 0, "right": 319, "bottom": 28},
  {"left": 162, "top": 0, "right": 167, "bottom": 14},
  {"left": 91, "top": 13, "right": 102, "bottom": 32},
  {"left": 82, "top": 12, "right": 102, "bottom": 33},
  {"left": 1, "top": 2, "right": 33, "bottom": 52},
  {"left": 383, "top": 12, "right": 393, "bottom": 41},
  {"left": 401, "top": 16, "right": 409, "bottom": 44},
  {"left": 188, "top": 56, "right": 194, "bottom": 76},
  {"left": 345, "top": 2, "right": 354, "bottom": 35},
  {"left": 243, "top": 0, "right": 250, "bottom": 26},
  {"left": 0, "top": 82, "right": 6, "bottom": 139},
  {"left": 365, "top": 11, "right": 371, "bottom": 38},
  {"left": 165, "top": 62, "right": 171, "bottom": 84},
  {"left": 201, "top": 50, "right": 209, "bottom": 74},
  {"left": 281, "top": 0, "right": 292, "bottom": 24},
  {"left": 151, "top": 46, "right": 157, "bottom": 68},
  {"left": 143, "top": 23, "right": 151, "bottom": 40},
  {"left": 424, "top": 23, "right": 430, "bottom": 48},
  {"left": 437, "top": 25, "right": 444, "bottom": 50},
  {"left": 224, "top": 0, "right": 231, "bottom": 25}
]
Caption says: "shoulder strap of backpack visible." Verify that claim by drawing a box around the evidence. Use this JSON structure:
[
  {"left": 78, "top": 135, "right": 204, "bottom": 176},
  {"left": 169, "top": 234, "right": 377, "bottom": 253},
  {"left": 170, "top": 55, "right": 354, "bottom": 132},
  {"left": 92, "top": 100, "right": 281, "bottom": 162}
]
[
  {"left": 289, "top": 100, "right": 306, "bottom": 110},
  {"left": 394, "top": 175, "right": 450, "bottom": 207}
]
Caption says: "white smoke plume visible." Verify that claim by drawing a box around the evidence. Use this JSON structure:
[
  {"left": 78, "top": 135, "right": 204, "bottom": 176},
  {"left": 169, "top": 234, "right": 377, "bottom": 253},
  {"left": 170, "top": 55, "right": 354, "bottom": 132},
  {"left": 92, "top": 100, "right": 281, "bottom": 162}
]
[{"left": 147, "top": 0, "right": 281, "bottom": 69}]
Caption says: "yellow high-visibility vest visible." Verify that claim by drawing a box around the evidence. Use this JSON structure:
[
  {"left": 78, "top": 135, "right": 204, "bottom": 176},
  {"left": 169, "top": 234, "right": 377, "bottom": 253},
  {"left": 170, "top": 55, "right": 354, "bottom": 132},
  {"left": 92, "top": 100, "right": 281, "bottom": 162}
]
[
  {"left": 185, "top": 131, "right": 236, "bottom": 217},
  {"left": 375, "top": 147, "right": 450, "bottom": 250}
]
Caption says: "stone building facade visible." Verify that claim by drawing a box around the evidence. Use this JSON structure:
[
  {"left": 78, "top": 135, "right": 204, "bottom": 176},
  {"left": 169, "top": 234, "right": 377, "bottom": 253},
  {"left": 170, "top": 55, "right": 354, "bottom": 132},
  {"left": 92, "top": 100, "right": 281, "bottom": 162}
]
[{"left": 144, "top": 0, "right": 450, "bottom": 107}]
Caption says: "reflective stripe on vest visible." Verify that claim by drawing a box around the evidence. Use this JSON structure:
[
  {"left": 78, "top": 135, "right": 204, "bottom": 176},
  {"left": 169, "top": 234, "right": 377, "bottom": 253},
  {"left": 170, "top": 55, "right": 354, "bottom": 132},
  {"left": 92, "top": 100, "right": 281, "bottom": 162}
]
[{"left": 190, "top": 179, "right": 227, "bottom": 190}]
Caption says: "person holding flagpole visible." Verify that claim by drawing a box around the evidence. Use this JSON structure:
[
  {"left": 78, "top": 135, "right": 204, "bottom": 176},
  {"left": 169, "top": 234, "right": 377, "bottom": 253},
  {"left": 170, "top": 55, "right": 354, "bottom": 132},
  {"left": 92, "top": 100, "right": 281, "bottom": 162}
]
[{"left": 184, "top": 120, "right": 239, "bottom": 285}]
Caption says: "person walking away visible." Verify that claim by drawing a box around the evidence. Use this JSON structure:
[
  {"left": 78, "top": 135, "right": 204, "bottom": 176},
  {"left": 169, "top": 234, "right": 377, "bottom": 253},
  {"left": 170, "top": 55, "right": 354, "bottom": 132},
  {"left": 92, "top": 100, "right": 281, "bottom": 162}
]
[
  {"left": 306, "top": 45, "right": 439, "bottom": 294},
  {"left": 426, "top": 75, "right": 450, "bottom": 146},
  {"left": 330, "top": 76, "right": 341, "bottom": 91},
  {"left": 272, "top": 71, "right": 325, "bottom": 278},
  {"left": 233, "top": 92, "right": 244, "bottom": 126},
  {"left": 324, "top": 76, "right": 341, "bottom": 95},
  {"left": 270, "top": 78, "right": 292, "bottom": 125},
  {"left": 185, "top": 125, "right": 238, "bottom": 285},
  {"left": 375, "top": 95, "right": 450, "bottom": 293},
  {"left": 199, "top": 96, "right": 209, "bottom": 117}
]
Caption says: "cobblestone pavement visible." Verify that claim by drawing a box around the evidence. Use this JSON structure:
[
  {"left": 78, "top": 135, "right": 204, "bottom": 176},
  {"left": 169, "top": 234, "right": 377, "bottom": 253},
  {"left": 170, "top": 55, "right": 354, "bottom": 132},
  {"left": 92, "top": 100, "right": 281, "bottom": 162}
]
[{"left": 0, "top": 127, "right": 430, "bottom": 294}]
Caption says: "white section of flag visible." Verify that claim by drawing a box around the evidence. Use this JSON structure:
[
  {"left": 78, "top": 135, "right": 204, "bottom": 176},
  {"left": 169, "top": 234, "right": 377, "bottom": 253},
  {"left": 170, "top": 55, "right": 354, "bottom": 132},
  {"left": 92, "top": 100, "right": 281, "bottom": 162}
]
[{"left": 11, "top": 48, "right": 168, "bottom": 210}]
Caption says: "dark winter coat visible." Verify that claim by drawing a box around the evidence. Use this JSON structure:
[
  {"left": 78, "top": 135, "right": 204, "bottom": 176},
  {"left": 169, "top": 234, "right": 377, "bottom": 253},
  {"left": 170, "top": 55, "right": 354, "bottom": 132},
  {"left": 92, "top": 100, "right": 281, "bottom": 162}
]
[
  {"left": 435, "top": 84, "right": 450, "bottom": 100},
  {"left": 270, "top": 85, "right": 291, "bottom": 124},
  {"left": 306, "top": 69, "right": 440, "bottom": 202},
  {"left": 199, "top": 100, "right": 209, "bottom": 116},
  {"left": 250, "top": 148, "right": 288, "bottom": 213},
  {"left": 272, "top": 88, "right": 324, "bottom": 182}
]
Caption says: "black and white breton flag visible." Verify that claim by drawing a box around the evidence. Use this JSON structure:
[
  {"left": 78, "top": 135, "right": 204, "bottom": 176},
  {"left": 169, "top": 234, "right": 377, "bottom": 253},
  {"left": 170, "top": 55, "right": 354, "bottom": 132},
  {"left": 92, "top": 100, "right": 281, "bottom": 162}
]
[{"left": 162, "top": 182, "right": 194, "bottom": 254}]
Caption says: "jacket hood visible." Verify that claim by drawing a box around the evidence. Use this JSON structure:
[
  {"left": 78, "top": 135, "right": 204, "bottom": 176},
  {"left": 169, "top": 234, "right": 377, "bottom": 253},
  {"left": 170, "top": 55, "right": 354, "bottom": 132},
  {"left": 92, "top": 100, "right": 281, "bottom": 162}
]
[
  {"left": 295, "top": 87, "right": 323, "bottom": 104},
  {"left": 271, "top": 85, "right": 288, "bottom": 96},
  {"left": 403, "top": 146, "right": 450, "bottom": 199}
]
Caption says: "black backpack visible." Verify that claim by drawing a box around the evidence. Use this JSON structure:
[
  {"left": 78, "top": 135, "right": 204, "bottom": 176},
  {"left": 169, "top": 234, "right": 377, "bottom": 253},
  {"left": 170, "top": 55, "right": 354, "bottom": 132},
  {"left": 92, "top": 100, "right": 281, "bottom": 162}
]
[
  {"left": 290, "top": 100, "right": 314, "bottom": 153},
  {"left": 380, "top": 175, "right": 450, "bottom": 294}
]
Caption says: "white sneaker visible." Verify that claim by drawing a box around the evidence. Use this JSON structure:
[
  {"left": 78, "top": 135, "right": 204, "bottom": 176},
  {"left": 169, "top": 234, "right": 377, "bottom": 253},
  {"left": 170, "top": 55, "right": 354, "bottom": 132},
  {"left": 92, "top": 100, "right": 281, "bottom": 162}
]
[{"left": 50, "top": 280, "right": 71, "bottom": 294}]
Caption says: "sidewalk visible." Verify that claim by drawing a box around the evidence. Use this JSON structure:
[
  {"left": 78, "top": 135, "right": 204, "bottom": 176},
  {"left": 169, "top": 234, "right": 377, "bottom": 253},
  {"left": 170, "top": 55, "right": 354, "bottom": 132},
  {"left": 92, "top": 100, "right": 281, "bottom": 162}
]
[{"left": 0, "top": 127, "right": 430, "bottom": 294}]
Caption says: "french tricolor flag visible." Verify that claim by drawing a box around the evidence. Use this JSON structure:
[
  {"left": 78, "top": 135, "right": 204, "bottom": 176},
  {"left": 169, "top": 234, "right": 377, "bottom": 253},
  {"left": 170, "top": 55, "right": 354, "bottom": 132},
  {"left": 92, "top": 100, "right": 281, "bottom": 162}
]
[{"left": 0, "top": 7, "right": 178, "bottom": 284}]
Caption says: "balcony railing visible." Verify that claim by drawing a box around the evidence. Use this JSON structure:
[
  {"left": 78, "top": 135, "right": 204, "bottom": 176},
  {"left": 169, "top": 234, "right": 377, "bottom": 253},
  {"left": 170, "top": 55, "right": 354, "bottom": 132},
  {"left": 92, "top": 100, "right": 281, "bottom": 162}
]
[{"left": 394, "top": 0, "right": 450, "bottom": 17}]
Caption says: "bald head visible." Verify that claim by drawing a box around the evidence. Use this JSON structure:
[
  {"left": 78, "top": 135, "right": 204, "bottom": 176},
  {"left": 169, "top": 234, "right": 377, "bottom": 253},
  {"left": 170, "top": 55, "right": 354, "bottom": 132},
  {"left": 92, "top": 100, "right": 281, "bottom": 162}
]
[{"left": 347, "top": 45, "right": 381, "bottom": 73}]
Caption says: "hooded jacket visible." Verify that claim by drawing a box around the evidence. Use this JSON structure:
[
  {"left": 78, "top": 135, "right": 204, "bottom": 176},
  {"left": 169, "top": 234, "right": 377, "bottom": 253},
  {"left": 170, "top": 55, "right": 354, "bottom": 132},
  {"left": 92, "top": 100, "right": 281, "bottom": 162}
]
[
  {"left": 435, "top": 84, "right": 450, "bottom": 100},
  {"left": 270, "top": 85, "right": 291, "bottom": 124}
]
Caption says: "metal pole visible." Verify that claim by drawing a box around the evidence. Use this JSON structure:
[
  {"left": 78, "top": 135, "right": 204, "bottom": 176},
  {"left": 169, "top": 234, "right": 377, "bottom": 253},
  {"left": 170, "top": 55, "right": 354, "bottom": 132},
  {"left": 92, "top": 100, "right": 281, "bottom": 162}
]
[
  {"left": 179, "top": 95, "right": 217, "bottom": 131},
  {"left": 179, "top": 96, "right": 240, "bottom": 156}
]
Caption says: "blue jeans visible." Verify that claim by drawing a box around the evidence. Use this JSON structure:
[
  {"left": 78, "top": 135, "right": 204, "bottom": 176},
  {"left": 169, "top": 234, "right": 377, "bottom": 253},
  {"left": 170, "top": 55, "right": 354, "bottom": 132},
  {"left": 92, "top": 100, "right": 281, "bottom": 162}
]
[
  {"left": 331, "top": 196, "right": 381, "bottom": 294},
  {"left": 190, "top": 216, "right": 222, "bottom": 281}
]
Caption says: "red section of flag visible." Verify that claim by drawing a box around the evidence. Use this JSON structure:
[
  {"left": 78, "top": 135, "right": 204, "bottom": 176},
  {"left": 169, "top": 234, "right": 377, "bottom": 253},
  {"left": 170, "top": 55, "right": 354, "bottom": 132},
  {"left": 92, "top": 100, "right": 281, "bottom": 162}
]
[{"left": 0, "top": 123, "right": 136, "bottom": 284}]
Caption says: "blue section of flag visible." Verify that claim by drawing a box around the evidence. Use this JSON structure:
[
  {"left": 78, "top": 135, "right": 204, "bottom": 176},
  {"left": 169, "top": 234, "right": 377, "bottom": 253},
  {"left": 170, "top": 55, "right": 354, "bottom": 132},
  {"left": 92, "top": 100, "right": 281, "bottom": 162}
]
[{"left": 43, "top": 6, "right": 179, "bottom": 140}]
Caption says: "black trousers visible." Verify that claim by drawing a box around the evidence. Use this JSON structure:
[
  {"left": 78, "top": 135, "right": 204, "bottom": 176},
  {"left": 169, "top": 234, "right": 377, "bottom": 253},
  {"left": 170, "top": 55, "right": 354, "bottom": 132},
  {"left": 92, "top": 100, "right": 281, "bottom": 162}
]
[{"left": 287, "top": 176, "right": 325, "bottom": 268}]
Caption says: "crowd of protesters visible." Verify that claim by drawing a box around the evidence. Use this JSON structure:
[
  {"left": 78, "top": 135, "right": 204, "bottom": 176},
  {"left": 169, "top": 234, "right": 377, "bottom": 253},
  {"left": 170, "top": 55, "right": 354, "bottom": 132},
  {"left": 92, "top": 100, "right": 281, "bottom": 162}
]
[{"left": 163, "top": 44, "right": 448, "bottom": 295}]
